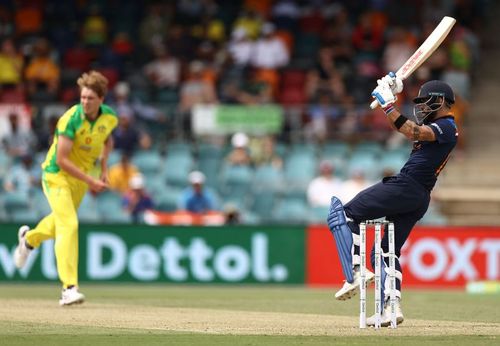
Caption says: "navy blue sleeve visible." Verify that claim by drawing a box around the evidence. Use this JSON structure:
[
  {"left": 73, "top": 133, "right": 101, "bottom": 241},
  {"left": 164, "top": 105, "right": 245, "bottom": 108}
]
[{"left": 429, "top": 118, "right": 458, "bottom": 144}]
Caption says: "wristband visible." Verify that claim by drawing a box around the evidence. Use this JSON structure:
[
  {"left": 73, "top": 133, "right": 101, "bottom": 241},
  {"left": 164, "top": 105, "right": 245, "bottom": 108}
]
[
  {"left": 382, "top": 104, "right": 396, "bottom": 115},
  {"left": 394, "top": 114, "right": 408, "bottom": 130}
]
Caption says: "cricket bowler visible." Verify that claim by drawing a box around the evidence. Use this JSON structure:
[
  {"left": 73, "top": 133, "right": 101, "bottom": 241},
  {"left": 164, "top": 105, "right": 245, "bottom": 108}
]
[{"left": 13, "top": 71, "right": 118, "bottom": 306}]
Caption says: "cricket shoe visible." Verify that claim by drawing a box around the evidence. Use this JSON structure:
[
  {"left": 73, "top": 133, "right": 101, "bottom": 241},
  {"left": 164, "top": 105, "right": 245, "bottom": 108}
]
[
  {"left": 334, "top": 268, "right": 375, "bottom": 300},
  {"left": 14, "top": 225, "right": 32, "bottom": 269},
  {"left": 59, "top": 287, "right": 85, "bottom": 306},
  {"left": 366, "top": 298, "right": 404, "bottom": 327}
]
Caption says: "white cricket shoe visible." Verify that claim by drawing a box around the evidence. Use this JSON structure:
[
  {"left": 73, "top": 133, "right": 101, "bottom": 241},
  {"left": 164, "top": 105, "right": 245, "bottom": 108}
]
[
  {"left": 335, "top": 268, "right": 375, "bottom": 300},
  {"left": 59, "top": 287, "right": 85, "bottom": 306},
  {"left": 14, "top": 225, "right": 32, "bottom": 269},
  {"left": 366, "top": 298, "right": 404, "bottom": 327}
]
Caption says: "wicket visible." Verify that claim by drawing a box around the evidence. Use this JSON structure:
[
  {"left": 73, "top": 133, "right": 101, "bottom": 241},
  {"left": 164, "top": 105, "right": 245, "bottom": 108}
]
[{"left": 359, "top": 220, "right": 397, "bottom": 329}]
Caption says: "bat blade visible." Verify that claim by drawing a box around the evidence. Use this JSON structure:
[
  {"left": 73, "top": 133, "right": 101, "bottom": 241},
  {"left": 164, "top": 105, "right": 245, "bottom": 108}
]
[{"left": 370, "top": 16, "right": 456, "bottom": 109}]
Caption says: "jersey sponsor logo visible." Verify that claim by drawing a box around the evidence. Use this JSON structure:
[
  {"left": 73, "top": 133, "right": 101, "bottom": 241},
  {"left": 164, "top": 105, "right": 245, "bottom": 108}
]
[
  {"left": 430, "top": 123, "right": 443, "bottom": 134},
  {"left": 79, "top": 145, "right": 91, "bottom": 151}
]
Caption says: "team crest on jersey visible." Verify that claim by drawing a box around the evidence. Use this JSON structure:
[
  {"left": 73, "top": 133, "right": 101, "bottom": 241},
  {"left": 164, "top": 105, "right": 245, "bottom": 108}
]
[{"left": 98, "top": 125, "right": 106, "bottom": 133}]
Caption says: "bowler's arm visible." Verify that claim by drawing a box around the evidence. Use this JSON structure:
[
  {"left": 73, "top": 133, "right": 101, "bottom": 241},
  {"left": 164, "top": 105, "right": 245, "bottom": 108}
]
[
  {"left": 100, "top": 135, "right": 114, "bottom": 183},
  {"left": 56, "top": 135, "right": 107, "bottom": 192}
]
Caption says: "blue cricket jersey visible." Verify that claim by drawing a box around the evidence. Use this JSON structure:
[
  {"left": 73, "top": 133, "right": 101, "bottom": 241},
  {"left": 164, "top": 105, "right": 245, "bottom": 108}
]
[{"left": 399, "top": 116, "right": 458, "bottom": 191}]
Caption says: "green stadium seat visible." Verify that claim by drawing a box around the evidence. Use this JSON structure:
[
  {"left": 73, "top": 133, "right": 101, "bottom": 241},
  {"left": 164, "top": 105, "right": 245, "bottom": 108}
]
[
  {"left": 96, "top": 191, "right": 123, "bottom": 211},
  {"left": 253, "top": 164, "right": 284, "bottom": 192},
  {"left": 155, "top": 188, "right": 183, "bottom": 212},
  {"left": 284, "top": 152, "right": 317, "bottom": 188},
  {"left": 100, "top": 207, "right": 132, "bottom": 224},
  {"left": 3, "top": 191, "right": 30, "bottom": 214},
  {"left": 352, "top": 140, "right": 384, "bottom": 157},
  {"left": 163, "top": 154, "right": 194, "bottom": 188},
  {"left": 273, "top": 198, "right": 311, "bottom": 224},
  {"left": 10, "top": 208, "right": 39, "bottom": 223},
  {"left": 322, "top": 141, "right": 351, "bottom": 159},
  {"left": 32, "top": 188, "right": 51, "bottom": 217},
  {"left": 347, "top": 152, "right": 380, "bottom": 181},
  {"left": 249, "top": 189, "right": 277, "bottom": 221},
  {"left": 132, "top": 150, "right": 162, "bottom": 176},
  {"left": 219, "top": 164, "right": 254, "bottom": 202}
]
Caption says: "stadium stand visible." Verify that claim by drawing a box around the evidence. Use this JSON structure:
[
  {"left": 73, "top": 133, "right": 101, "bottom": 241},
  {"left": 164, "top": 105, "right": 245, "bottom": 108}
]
[{"left": 0, "top": 0, "right": 489, "bottom": 225}]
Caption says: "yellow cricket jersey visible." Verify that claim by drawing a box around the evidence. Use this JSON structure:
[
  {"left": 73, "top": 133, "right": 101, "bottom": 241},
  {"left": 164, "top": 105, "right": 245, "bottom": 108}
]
[{"left": 42, "top": 104, "right": 118, "bottom": 175}]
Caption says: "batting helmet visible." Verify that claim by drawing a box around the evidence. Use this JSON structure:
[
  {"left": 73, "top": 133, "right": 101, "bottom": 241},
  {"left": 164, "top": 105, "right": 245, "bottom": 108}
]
[{"left": 413, "top": 80, "right": 455, "bottom": 105}]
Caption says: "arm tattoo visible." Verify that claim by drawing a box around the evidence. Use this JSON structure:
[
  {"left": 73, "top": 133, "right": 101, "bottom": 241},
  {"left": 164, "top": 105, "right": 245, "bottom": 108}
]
[{"left": 412, "top": 125, "right": 420, "bottom": 141}]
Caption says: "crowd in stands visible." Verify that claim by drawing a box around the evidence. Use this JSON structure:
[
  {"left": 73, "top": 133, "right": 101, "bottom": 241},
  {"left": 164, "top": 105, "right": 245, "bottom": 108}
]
[{"left": 0, "top": 0, "right": 488, "bottom": 225}]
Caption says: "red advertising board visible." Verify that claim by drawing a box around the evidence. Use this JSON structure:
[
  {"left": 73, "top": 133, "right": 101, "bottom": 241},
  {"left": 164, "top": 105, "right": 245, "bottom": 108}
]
[{"left": 306, "top": 225, "right": 500, "bottom": 288}]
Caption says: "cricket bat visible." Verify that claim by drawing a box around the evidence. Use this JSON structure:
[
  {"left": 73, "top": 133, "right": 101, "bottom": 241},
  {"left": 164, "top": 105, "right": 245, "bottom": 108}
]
[{"left": 370, "top": 16, "right": 456, "bottom": 109}]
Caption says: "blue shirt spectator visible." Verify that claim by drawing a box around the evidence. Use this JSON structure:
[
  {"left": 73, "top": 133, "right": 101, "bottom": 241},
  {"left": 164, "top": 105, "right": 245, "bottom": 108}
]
[
  {"left": 178, "top": 171, "right": 218, "bottom": 213},
  {"left": 122, "top": 174, "right": 154, "bottom": 223}
]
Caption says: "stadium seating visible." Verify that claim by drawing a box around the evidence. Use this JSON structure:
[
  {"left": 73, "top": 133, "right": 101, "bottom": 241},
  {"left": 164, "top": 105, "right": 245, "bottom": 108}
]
[
  {"left": 273, "top": 198, "right": 311, "bottom": 224},
  {"left": 219, "top": 164, "right": 253, "bottom": 207},
  {"left": 249, "top": 189, "right": 277, "bottom": 222},
  {"left": 253, "top": 164, "right": 284, "bottom": 192},
  {"left": 132, "top": 150, "right": 162, "bottom": 176}
]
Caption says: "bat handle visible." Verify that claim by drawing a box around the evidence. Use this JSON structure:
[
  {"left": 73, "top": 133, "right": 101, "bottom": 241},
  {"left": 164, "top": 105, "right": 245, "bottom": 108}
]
[{"left": 370, "top": 99, "right": 379, "bottom": 109}]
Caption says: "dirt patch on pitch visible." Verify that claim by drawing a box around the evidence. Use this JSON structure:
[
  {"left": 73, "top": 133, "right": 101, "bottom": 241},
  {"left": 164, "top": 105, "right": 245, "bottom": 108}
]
[{"left": 0, "top": 299, "right": 498, "bottom": 336}]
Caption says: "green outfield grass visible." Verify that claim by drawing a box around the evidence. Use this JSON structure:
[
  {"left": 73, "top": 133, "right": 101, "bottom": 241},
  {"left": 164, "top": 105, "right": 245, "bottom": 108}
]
[{"left": 0, "top": 283, "right": 498, "bottom": 345}]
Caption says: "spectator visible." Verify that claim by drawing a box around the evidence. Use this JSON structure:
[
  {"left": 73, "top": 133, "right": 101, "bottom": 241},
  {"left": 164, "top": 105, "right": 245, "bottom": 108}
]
[
  {"left": 165, "top": 24, "right": 195, "bottom": 61},
  {"left": 179, "top": 60, "right": 218, "bottom": 135},
  {"left": 249, "top": 135, "right": 283, "bottom": 169},
  {"left": 178, "top": 171, "right": 218, "bottom": 213},
  {"left": 35, "top": 115, "right": 58, "bottom": 151},
  {"left": 24, "top": 38, "right": 60, "bottom": 102},
  {"left": 226, "top": 132, "right": 251, "bottom": 166},
  {"left": 232, "top": 68, "right": 273, "bottom": 105},
  {"left": 338, "top": 170, "right": 372, "bottom": 204},
  {"left": 271, "top": 0, "right": 300, "bottom": 32},
  {"left": 307, "top": 160, "right": 344, "bottom": 208},
  {"left": 251, "top": 22, "right": 289, "bottom": 69},
  {"left": 138, "top": 2, "right": 171, "bottom": 49},
  {"left": 143, "top": 44, "right": 181, "bottom": 92},
  {"left": 122, "top": 174, "right": 154, "bottom": 223},
  {"left": 306, "top": 46, "right": 345, "bottom": 100},
  {"left": 110, "top": 81, "right": 166, "bottom": 123},
  {"left": 179, "top": 61, "right": 218, "bottom": 112},
  {"left": 305, "top": 91, "right": 343, "bottom": 144},
  {"left": 82, "top": 5, "right": 107, "bottom": 47},
  {"left": 223, "top": 202, "right": 241, "bottom": 224},
  {"left": 3, "top": 153, "right": 40, "bottom": 196},
  {"left": 13, "top": 2, "right": 43, "bottom": 38},
  {"left": 233, "top": 9, "right": 263, "bottom": 40},
  {"left": 110, "top": 31, "right": 134, "bottom": 58},
  {"left": 108, "top": 152, "right": 140, "bottom": 194},
  {"left": 0, "top": 37, "right": 23, "bottom": 90},
  {"left": 2, "top": 112, "right": 37, "bottom": 160},
  {"left": 0, "top": 6, "right": 14, "bottom": 39},
  {"left": 227, "top": 27, "right": 253, "bottom": 67},
  {"left": 112, "top": 112, "right": 151, "bottom": 154},
  {"left": 351, "top": 12, "right": 384, "bottom": 58},
  {"left": 381, "top": 27, "right": 415, "bottom": 77}
]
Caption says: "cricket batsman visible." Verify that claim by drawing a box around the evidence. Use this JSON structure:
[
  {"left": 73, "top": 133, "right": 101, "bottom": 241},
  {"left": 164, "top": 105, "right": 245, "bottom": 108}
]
[
  {"left": 14, "top": 71, "right": 118, "bottom": 306},
  {"left": 326, "top": 73, "right": 458, "bottom": 326}
]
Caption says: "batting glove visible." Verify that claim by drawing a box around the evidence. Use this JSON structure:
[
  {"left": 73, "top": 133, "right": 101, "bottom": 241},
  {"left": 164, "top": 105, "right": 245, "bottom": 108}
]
[
  {"left": 371, "top": 79, "right": 397, "bottom": 108},
  {"left": 381, "top": 72, "right": 403, "bottom": 94}
]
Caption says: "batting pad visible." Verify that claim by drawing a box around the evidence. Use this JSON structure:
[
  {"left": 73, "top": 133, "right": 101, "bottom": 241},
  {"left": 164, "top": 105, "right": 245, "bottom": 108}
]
[{"left": 327, "top": 197, "right": 354, "bottom": 283}]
